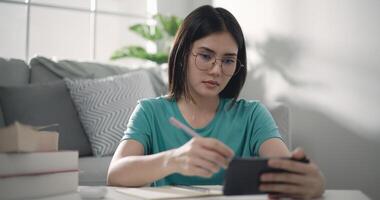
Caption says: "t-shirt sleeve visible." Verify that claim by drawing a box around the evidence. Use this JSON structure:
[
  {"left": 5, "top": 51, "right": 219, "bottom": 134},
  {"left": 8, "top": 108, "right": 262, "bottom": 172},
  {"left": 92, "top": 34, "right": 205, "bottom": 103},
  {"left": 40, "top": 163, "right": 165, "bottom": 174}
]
[
  {"left": 121, "top": 100, "right": 152, "bottom": 155},
  {"left": 250, "top": 102, "right": 283, "bottom": 156}
]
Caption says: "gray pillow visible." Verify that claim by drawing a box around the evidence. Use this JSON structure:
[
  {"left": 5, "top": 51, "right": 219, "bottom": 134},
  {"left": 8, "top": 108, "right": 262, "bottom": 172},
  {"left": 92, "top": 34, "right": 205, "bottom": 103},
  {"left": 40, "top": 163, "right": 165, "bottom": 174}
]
[
  {"left": 0, "top": 58, "right": 30, "bottom": 128},
  {"left": 0, "top": 81, "right": 92, "bottom": 156},
  {"left": 30, "top": 56, "right": 167, "bottom": 96},
  {"left": 30, "top": 63, "right": 61, "bottom": 83},
  {"left": 0, "top": 58, "right": 29, "bottom": 86},
  {"left": 65, "top": 71, "right": 156, "bottom": 156}
]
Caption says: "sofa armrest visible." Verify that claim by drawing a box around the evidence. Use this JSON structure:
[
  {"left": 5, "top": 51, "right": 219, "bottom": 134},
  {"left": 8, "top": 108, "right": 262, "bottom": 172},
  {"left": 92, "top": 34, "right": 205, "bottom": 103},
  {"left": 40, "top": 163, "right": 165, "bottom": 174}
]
[
  {"left": 79, "top": 156, "right": 112, "bottom": 186},
  {"left": 268, "top": 104, "right": 291, "bottom": 149}
]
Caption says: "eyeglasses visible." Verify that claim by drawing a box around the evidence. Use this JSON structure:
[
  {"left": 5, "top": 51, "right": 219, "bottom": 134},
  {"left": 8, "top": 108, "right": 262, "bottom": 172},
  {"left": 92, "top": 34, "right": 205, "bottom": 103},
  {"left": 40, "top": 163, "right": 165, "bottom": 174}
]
[{"left": 192, "top": 52, "right": 244, "bottom": 76}]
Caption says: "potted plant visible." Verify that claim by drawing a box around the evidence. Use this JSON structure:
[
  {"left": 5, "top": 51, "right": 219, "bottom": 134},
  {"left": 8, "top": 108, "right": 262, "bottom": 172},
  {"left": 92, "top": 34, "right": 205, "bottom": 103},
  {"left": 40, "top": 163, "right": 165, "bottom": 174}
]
[{"left": 110, "top": 14, "right": 183, "bottom": 65}]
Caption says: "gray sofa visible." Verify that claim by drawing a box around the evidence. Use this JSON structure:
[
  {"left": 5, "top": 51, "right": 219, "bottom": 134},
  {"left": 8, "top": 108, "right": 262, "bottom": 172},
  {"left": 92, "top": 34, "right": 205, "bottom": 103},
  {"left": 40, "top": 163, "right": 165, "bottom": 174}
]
[{"left": 0, "top": 56, "right": 290, "bottom": 186}]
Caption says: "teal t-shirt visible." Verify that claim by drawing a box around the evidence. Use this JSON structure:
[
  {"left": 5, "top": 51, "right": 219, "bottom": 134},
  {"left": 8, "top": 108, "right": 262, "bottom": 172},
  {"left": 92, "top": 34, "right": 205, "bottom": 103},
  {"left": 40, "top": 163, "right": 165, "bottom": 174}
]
[{"left": 122, "top": 97, "right": 282, "bottom": 186}]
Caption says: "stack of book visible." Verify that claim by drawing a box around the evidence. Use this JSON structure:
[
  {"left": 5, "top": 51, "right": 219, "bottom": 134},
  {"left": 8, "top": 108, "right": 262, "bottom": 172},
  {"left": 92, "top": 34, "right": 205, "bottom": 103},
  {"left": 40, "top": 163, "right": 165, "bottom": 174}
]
[{"left": 0, "top": 122, "right": 80, "bottom": 200}]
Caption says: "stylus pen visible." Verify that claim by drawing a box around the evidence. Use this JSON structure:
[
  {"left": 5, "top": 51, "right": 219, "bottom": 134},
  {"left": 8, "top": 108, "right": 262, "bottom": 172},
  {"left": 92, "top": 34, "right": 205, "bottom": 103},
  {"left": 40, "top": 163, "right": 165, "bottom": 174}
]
[
  {"left": 174, "top": 185, "right": 210, "bottom": 193},
  {"left": 169, "top": 117, "right": 201, "bottom": 137},
  {"left": 169, "top": 117, "right": 232, "bottom": 167}
]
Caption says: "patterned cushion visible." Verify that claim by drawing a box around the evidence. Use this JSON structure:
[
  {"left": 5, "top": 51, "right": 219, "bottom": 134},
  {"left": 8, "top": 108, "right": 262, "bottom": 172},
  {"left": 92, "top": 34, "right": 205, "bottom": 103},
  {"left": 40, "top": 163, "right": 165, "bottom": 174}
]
[{"left": 65, "top": 71, "right": 156, "bottom": 156}]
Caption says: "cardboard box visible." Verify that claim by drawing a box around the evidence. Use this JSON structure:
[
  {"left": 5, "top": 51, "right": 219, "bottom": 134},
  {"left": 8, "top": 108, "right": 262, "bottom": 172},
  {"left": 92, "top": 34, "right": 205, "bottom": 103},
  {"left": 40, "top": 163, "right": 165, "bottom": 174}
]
[{"left": 0, "top": 122, "right": 59, "bottom": 153}]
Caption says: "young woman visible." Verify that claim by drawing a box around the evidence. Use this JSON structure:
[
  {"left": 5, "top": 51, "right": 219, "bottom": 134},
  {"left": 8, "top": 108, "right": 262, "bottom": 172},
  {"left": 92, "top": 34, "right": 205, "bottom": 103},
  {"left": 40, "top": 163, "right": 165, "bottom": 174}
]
[{"left": 108, "top": 5, "right": 325, "bottom": 199}]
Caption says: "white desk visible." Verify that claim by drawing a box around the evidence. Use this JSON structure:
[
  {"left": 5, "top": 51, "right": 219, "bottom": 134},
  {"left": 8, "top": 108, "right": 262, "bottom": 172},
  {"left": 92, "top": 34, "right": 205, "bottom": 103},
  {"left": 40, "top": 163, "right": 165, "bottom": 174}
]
[{"left": 78, "top": 186, "right": 371, "bottom": 200}]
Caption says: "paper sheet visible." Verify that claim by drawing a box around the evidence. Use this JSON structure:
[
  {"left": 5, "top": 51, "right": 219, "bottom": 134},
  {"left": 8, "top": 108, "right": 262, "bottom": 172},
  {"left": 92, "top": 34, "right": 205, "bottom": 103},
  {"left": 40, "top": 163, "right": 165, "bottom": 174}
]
[{"left": 115, "top": 185, "right": 222, "bottom": 200}]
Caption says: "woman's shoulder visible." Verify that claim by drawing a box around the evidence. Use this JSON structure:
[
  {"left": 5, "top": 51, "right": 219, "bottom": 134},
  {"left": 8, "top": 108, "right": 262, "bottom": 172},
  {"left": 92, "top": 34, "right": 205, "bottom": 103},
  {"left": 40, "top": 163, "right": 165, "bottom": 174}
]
[
  {"left": 223, "top": 98, "right": 262, "bottom": 109},
  {"left": 222, "top": 98, "right": 268, "bottom": 116},
  {"left": 138, "top": 95, "right": 173, "bottom": 110}
]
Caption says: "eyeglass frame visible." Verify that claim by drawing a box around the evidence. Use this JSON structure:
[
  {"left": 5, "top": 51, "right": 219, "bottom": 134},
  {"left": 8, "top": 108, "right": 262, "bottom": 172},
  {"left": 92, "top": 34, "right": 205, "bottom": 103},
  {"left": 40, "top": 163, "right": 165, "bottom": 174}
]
[{"left": 191, "top": 52, "right": 244, "bottom": 77}]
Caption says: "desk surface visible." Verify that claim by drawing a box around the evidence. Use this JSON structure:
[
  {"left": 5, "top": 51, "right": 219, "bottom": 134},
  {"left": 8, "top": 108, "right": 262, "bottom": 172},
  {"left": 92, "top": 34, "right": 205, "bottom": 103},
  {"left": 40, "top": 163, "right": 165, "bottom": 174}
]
[{"left": 78, "top": 186, "right": 371, "bottom": 200}]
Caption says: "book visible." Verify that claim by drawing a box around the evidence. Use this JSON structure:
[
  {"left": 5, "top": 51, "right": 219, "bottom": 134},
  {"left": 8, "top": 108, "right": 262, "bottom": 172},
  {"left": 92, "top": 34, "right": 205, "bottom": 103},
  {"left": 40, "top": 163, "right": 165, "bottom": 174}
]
[
  {"left": 114, "top": 185, "right": 223, "bottom": 200},
  {"left": 0, "top": 151, "right": 78, "bottom": 178},
  {"left": 0, "top": 122, "right": 59, "bottom": 153},
  {"left": 0, "top": 171, "right": 78, "bottom": 200},
  {"left": 35, "top": 192, "right": 82, "bottom": 200},
  {"left": 78, "top": 186, "right": 107, "bottom": 199}
]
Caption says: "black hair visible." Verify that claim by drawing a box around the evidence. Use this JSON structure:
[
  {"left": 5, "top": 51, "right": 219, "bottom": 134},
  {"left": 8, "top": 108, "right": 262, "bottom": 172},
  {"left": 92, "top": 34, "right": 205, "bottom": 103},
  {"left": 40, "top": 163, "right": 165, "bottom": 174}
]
[{"left": 168, "top": 5, "right": 247, "bottom": 104}]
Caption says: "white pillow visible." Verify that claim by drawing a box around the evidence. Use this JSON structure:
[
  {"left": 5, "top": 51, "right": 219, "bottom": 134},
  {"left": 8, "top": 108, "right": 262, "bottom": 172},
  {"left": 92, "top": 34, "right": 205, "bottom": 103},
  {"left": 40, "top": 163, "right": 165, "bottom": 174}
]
[{"left": 65, "top": 71, "right": 156, "bottom": 156}]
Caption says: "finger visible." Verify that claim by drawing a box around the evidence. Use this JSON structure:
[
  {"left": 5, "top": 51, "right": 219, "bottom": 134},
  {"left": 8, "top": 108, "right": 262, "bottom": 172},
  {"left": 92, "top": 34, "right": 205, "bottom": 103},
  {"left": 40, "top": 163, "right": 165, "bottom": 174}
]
[
  {"left": 189, "top": 156, "right": 220, "bottom": 173},
  {"left": 268, "top": 159, "right": 313, "bottom": 174},
  {"left": 261, "top": 173, "right": 306, "bottom": 185},
  {"left": 260, "top": 183, "right": 305, "bottom": 195},
  {"left": 291, "top": 147, "right": 306, "bottom": 160},
  {"left": 201, "top": 138, "right": 234, "bottom": 159},
  {"left": 190, "top": 166, "right": 213, "bottom": 177},
  {"left": 196, "top": 148, "right": 228, "bottom": 168}
]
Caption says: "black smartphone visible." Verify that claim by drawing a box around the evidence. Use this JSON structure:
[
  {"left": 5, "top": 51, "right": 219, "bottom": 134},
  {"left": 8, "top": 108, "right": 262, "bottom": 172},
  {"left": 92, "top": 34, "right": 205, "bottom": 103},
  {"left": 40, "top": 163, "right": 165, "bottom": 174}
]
[{"left": 223, "top": 157, "right": 309, "bottom": 195}]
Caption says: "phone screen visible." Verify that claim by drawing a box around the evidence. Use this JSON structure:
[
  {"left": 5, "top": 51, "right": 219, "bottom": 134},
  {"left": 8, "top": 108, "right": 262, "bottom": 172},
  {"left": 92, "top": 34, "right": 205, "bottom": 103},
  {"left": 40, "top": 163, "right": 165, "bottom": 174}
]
[{"left": 223, "top": 157, "right": 309, "bottom": 195}]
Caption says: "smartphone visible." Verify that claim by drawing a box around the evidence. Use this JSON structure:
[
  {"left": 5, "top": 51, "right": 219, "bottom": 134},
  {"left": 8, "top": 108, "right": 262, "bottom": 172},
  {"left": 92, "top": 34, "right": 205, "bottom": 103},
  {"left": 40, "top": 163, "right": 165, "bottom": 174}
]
[{"left": 223, "top": 157, "right": 309, "bottom": 195}]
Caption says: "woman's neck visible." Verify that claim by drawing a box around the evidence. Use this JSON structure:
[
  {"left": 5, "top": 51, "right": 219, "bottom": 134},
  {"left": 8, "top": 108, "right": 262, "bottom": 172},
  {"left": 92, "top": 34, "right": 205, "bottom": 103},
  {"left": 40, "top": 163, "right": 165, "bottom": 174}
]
[
  {"left": 178, "top": 95, "right": 220, "bottom": 128},
  {"left": 181, "top": 96, "right": 219, "bottom": 113}
]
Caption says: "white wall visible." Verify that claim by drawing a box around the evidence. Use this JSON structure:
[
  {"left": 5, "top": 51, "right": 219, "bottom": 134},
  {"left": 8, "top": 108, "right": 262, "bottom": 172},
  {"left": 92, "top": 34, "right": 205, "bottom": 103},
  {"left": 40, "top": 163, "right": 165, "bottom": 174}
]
[
  {"left": 0, "top": 0, "right": 211, "bottom": 64},
  {"left": 157, "top": 0, "right": 212, "bottom": 18},
  {"left": 0, "top": 2, "right": 27, "bottom": 59},
  {"left": 0, "top": 0, "right": 148, "bottom": 63},
  {"left": 214, "top": 0, "right": 380, "bottom": 199}
]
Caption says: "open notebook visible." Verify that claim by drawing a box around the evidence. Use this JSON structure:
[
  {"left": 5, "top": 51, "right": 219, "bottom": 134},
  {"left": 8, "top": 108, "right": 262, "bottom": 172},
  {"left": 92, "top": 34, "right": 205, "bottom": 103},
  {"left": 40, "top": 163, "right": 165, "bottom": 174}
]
[{"left": 115, "top": 185, "right": 223, "bottom": 199}]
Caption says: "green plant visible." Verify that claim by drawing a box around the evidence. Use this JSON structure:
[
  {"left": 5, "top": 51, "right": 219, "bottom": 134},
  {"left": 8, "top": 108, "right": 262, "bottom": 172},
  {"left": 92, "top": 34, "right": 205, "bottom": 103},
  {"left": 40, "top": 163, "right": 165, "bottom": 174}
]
[{"left": 111, "top": 14, "right": 183, "bottom": 65}]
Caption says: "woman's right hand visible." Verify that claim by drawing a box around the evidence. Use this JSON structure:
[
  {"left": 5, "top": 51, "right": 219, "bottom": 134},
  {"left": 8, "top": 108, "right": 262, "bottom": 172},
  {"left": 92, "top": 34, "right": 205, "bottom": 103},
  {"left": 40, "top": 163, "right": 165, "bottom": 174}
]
[{"left": 167, "top": 137, "right": 235, "bottom": 177}]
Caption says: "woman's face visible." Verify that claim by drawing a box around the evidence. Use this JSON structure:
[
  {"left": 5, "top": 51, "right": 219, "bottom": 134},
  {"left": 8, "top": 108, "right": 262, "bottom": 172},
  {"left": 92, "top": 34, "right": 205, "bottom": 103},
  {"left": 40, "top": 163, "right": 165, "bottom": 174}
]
[{"left": 186, "top": 31, "right": 238, "bottom": 99}]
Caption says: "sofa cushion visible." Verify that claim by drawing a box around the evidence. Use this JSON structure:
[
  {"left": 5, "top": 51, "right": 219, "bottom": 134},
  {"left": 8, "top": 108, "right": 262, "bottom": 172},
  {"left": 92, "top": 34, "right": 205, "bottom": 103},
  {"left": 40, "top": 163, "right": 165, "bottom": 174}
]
[
  {"left": 30, "top": 62, "right": 61, "bottom": 83},
  {"left": 0, "top": 58, "right": 30, "bottom": 128},
  {"left": 79, "top": 156, "right": 112, "bottom": 186},
  {"left": 0, "top": 58, "right": 29, "bottom": 86},
  {"left": 0, "top": 81, "right": 92, "bottom": 156},
  {"left": 65, "top": 71, "right": 156, "bottom": 156},
  {"left": 29, "top": 56, "right": 167, "bottom": 96}
]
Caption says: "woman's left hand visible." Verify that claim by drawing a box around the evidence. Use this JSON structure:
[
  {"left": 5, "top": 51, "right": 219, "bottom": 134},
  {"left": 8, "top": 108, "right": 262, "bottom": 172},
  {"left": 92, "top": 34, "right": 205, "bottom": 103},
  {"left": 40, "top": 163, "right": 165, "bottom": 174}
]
[{"left": 260, "top": 148, "right": 325, "bottom": 199}]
